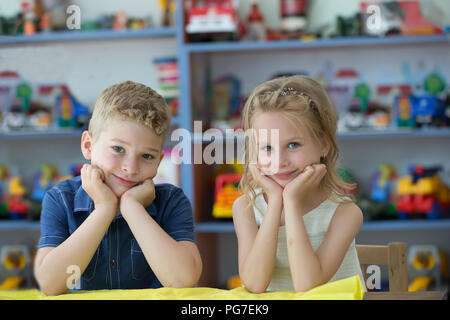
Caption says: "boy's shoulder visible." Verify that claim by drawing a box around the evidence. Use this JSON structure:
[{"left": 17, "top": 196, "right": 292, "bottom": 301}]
[
  {"left": 48, "top": 175, "right": 82, "bottom": 195},
  {"left": 154, "top": 183, "right": 184, "bottom": 198}
]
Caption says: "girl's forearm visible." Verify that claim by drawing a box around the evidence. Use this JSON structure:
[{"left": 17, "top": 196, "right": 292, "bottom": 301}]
[
  {"left": 284, "top": 201, "right": 324, "bottom": 292},
  {"left": 240, "top": 196, "right": 283, "bottom": 293},
  {"left": 35, "top": 204, "right": 116, "bottom": 295},
  {"left": 121, "top": 200, "right": 201, "bottom": 288}
]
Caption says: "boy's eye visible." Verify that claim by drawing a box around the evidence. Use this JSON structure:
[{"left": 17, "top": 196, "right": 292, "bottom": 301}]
[
  {"left": 288, "top": 142, "right": 300, "bottom": 149},
  {"left": 142, "top": 154, "right": 153, "bottom": 160},
  {"left": 112, "top": 146, "right": 124, "bottom": 153}
]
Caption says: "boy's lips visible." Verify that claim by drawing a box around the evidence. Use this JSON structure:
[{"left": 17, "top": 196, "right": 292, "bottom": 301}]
[
  {"left": 112, "top": 174, "right": 137, "bottom": 186},
  {"left": 273, "top": 170, "right": 298, "bottom": 180}
]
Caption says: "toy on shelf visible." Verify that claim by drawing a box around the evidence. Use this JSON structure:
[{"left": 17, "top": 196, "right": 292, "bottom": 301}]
[
  {"left": 0, "top": 166, "right": 29, "bottom": 220},
  {"left": 8, "top": 177, "right": 29, "bottom": 220},
  {"left": 280, "top": 0, "right": 309, "bottom": 37},
  {"left": 211, "top": 74, "right": 241, "bottom": 126},
  {"left": 154, "top": 57, "right": 179, "bottom": 117},
  {"left": 371, "top": 164, "right": 397, "bottom": 203},
  {"left": 360, "top": 1, "right": 444, "bottom": 37},
  {"left": 396, "top": 164, "right": 450, "bottom": 219},
  {"left": 0, "top": 71, "right": 91, "bottom": 131},
  {"left": 408, "top": 245, "right": 448, "bottom": 292},
  {"left": 55, "top": 86, "right": 90, "bottom": 128},
  {"left": 185, "top": 0, "right": 239, "bottom": 42},
  {"left": 31, "top": 164, "right": 62, "bottom": 203},
  {"left": 113, "top": 11, "right": 127, "bottom": 31},
  {"left": 212, "top": 173, "right": 243, "bottom": 218},
  {"left": 246, "top": 1, "right": 266, "bottom": 41},
  {"left": 0, "top": 245, "right": 32, "bottom": 290},
  {"left": 159, "top": 0, "right": 176, "bottom": 27}
]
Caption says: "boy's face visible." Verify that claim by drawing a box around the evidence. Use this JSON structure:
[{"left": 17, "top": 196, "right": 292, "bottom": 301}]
[{"left": 81, "top": 118, "right": 165, "bottom": 197}]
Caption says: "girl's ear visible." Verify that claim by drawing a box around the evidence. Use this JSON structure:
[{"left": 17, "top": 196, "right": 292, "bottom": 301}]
[
  {"left": 81, "top": 130, "right": 93, "bottom": 160},
  {"left": 321, "top": 139, "right": 331, "bottom": 159}
]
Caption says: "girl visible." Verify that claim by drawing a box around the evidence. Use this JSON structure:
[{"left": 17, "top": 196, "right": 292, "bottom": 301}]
[{"left": 232, "top": 75, "right": 366, "bottom": 293}]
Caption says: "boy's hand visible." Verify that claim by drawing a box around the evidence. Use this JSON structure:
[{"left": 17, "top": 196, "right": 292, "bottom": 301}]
[
  {"left": 249, "top": 163, "right": 283, "bottom": 201},
  {"left": 120, "top": 178, "right": 156, "bottom": 209},
  {"left": 81, "top": 164, "right": 118, "bottom": 208},
  {"left": 283, "top": 164, "right": 327, "bottom": 209}
]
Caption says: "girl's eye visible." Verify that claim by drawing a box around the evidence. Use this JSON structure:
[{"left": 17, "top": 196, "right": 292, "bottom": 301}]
[
  {"left": 142, "top": 154, "right": 153, "bottom": 160},
  {"left": 288, "top": 142, "right": 300, "bottom": 149},
  {"left": 262, "top": 146, "right": 272, "bottom": 152},
  {"left": 112, "top": 146, "right": 124, "bottom": 153}
]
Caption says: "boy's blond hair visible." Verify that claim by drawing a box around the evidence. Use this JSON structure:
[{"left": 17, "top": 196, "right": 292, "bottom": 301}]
[
  {"left": 240, "top": 75, "right": 355, "bottom": 211},
  {"left": 89, "top": 80, "right": 171, "bottom": 141}
]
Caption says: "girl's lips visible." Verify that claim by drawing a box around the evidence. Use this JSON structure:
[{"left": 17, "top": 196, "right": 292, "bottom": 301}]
[
  {"left": 113, "top": 174, "right": 137, "bottom": 186},
  {"left": 273, "top": 170, "right": 298, "bottom": 180}
]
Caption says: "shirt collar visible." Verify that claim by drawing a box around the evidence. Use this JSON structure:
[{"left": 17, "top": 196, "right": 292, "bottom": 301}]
[{"left": 73, "top": 183, "right": 94, "bottom": 213}]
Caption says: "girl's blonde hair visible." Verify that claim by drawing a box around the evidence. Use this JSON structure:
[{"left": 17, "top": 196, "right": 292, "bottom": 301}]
[{"left": 240, "top": 75, "right": 355, "bottom": 210}]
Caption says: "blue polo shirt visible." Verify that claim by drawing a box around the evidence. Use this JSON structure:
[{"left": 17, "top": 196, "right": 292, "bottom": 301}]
[{"left": 38, "top": 175, "right": 195, "bottom": 290}]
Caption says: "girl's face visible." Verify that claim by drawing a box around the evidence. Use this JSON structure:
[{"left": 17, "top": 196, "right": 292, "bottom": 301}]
[
  {"left": 82, "top": 119, "right": 164, "bottom": 197},
  {"left": 252, "top": 111, "right": 328, "bottom": 188}
]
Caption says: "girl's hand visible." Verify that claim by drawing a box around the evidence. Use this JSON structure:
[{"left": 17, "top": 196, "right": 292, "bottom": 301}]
[
  {"left": 249, "top": 163, "right": 283, "bottom": 201},
  {"left": 81, "top": 164, "right": 118, "bottom": 208},
  {"left": 283, "top": 164, "right": 327, "bottom": 207},
  {"left": 120, "top": 178, "right": 156, "bottom": 210}
]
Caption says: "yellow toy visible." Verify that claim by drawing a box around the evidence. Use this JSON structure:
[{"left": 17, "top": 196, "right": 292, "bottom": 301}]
[
  {"left": 212, "top": 173, "right": 243, "bottom": 218},
  {"left": 0, "top": 245, "right": 32, "bottom": 290},
  {"left": 408, "top": 245, "right": 448, "bottom": 292}
]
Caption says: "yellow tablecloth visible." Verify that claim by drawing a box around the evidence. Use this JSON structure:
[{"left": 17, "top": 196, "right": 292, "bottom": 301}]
[{"left": 0, "top": 275, "right": 364, "bottom": 300}]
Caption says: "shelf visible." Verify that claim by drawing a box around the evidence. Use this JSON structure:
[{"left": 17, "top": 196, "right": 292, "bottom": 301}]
[
  {"left": 0, "top": 128, "right": 83, "bottom": 140},
  {"left": 195, "top": 219, "right": 450, "bottom": 233},
  {"left": 0, "top": 220, "right": 40, "bottom": 230},
  {"left": 188, "top": 127, "right": 450, "bottom": 144},
  {"left": 337, "top": 127, "right": 450, "bottom": 140},
  {"left": 0, "top": 27, "right": 177, "bottom": 45},
  {"left": 183, "top": 34, "right": 449, "bottom": 53}
]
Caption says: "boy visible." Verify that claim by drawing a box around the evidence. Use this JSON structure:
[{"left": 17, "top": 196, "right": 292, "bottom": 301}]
[{"left": 34, "top": 81, "right": 202, "bottom": 296}]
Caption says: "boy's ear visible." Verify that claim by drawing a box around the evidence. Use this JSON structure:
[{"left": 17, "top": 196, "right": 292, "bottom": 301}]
[{"left": 81, "top": 130, "right": 93, "bottom": 160}]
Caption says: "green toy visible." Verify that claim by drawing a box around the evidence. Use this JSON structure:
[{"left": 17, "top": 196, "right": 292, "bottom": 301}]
[
  {"left": 354, "top": 82, "right": 371, "bottom": 112},
  {"left": 424, "top": 72, "right": 445, "bottom": 95},
  {"left": 16, "top": 83, "right": 33, "bottom": 112}
]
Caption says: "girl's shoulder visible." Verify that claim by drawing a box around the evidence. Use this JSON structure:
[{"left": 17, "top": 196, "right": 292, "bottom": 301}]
[{"left": 333, "top": 200, "right": 364, "bottom": 227}]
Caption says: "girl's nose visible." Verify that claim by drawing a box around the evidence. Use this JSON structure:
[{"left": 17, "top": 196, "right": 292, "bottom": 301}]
[{"left": 278, "top": 151, "right": 290, "bottom": 169}]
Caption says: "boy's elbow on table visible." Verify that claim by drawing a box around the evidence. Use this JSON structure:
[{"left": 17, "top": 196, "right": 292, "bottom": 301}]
[{"left": 38, "top": 280, "right": 68, "bottom": 296}]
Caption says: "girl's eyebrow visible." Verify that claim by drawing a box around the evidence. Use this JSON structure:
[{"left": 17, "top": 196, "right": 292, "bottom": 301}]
[
  {"left": 281, "top": 135, "right": 304, "bottom": 143},
  {"left": 110, "top": 138, "right": 160, "bottom": 153}
]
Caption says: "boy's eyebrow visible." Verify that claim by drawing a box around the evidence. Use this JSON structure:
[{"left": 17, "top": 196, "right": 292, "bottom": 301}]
[{"left": 110, "top": 138, "right": 161, "bottom": 153}]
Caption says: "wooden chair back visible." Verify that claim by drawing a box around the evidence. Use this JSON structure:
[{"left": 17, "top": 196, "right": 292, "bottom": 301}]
[{"left": 356, "top": 242, "right": 408, "bottom": 292}]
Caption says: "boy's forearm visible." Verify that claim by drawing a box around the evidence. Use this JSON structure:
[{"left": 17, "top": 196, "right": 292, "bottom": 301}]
[
  {"left": 240, "top": 197, "right": 283, "bottom": 293},
  {"left": 284, "top": 200, "right": 324, "bottom": 292},
  {"left": 121, "top": 200, "right": 201, "bottom": 287},
  {"left": 35, "top": 204, "right": 116, "bottom": 295}
]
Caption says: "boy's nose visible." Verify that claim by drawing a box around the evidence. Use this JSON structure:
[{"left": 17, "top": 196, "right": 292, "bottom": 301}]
[{"left": 122, "top": 157, "right": 139, "bottom": 175}]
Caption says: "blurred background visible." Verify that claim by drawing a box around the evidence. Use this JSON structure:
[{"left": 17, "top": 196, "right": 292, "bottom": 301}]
[{"left": 0, "top": 0, "right": 449, "bottom": 293}]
